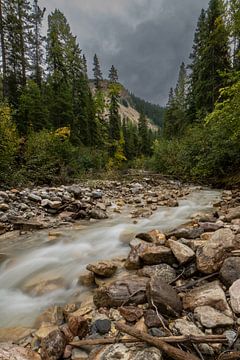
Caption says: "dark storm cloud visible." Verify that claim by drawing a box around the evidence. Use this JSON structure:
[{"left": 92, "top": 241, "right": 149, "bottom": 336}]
[{"left": 39, "top": 0, "right": 209, "bottom": 105}]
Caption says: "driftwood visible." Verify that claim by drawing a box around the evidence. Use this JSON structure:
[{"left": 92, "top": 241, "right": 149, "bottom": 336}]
[
  {"left": 115, "top": 322, "right": 201, "bottom": 360},
  {"left": 70, "top": 334, "right": 227, "bottom": 348},
  {"left": 218, "top": 352, "right": 240, "bottom": 360}
]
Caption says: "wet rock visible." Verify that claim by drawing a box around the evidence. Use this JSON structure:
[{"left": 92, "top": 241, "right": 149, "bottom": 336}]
[
  {"left": 220, "top": 257, "right": 240, "bottom": 287},
  {"left": 147, "top": 275, "right": 182, "bottom": 316},
  {"left": 196, "top": 228, "right": 238, "bottom": 273},
  {"left": 136, "top": 233, "right": 154, "bottom": 243},
  {"left": 144, "top": 309, "right": 161, "bottom": 328},
  {"left": 93, "top": 319, "right": 111, "bottom": 335},
  {"left": 0, "top": 327, "right": 34, "bottom": 342},
  {"left": 138, "top": 245, "right": 175, "bottom": 265},
  {"left": 194, "top": 306, "right": 234, "bottom": 328},
  {"left": 226, "top": 206, "right": 240, "bottom": 222},
  {"left": 229, "top": 279, "right": 240, "bottom": 314},
  {"left": 119, "top": 306, "right": 143, "bottom": 323},
  {"left": 91, "top": 190, "right": 103, "bottom": 199},
  {"left": 23, "top": 276, "right": 65, "bottom": 296},
  {"left": 0, "top": 203, "right": 9, "bottom": 212},
  {"left": 93, "top": 275, "right": 148, "bottom": 308},
  {"left": 87, "top": 260, "right": 117, "bottom": 278},
  {"left": 167, "top": 227, "right": 204, "bottom": 239},
  {"left": 41, "top": 329, "right": 66, "bottom": 360},
  {"left": 89, "top": 209, "right": 108, "bottom": 220},
  {"left": 78, "top": 271, "right": 95, "bottom": 286},
  {"left": 0, "top": 343, "right": 40, "bottom": 360},
  {"left": 183, "top": 281, "right": 232, "bottom": 316},
  {"left": 72, "top": 348, "right": 88, "bottom": 359},
  {"left": 168, "top": 239, "right": 195, "bottom": 264},
  {"left": 199, "top": 222, "right": 224, "bottom": 232},
  {"left": 35, "top": 324, "right": 58, "bottom": 339},
  {"left": 35, "top": 306, "right": 64, "bottom": 328},
  {"left": 125, "top": 247, "right": 141, "bottom": 270},
  {"left": 138, "top": 264, "right": 176, "bottom": 283}
]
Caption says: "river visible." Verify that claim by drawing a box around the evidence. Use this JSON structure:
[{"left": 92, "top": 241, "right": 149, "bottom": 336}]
[{"left": 0, "top": 188, "right": 221, "bottom": 328}]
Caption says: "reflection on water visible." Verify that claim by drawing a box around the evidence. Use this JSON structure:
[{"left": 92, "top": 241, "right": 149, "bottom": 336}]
[{"left": 0, "top": 189, "right": 220, "bottom": 327}]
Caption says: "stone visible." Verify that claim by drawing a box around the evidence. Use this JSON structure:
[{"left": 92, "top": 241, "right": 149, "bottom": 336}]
[
  {"left": 89, "top": 209, "right": 108, "bottom": 220},
  {"left": 35, "top": 306, "right": 64, "bottom": 328},
  {"left": 168, "top": 239, "right": 195, "bottom": 264},
  {"left": 220, "top": 257, "right": 240, "bottom": 287},
  {"left": 0, "top": 327, "right": 34, "bottom": 342},
  {"left": 93, "top": 319, "right": 111, "bottom": 335},
  {"left": 63, "top": 345, "right": 72, "bottom": 359},
  {"left": 49, "top": 201, "right": 62, "bottom": 209},
  {"left": 93, "top": 275, "right": 148, "bottom": 308},
  {"left": 67, "top": 316, "right": 89, "bottom": 339},
  {"left": 148, "top": 230, "right": 166, "bottom": 245},
  {"left": 91, "top": 190, "right": 103, "bottom": 199},
  {"left": 226, "top": 206, "right": 240, "bottom": 222},
  {"left": 41, "top": 329, "right": 66, "bottom": 360},
  {"left": 138, "top": 264, "right": 176, "bottom": 284},
  {"left": 119, "top": 306, "right": 143, "bottom": 323},
  {"left": 138, "top": 245, "right": 175, "bottom": 265},
  {"left": 149, "top": 328, "right": 166, "bottom": 337},
  {"left": 0, "top": 343, "right": 40, "bottom": 360},
  {"left": 23, "top": 276, "right": 65, "bottom": 296},
  {"left": 28, "top": 193, "right": 42, "bottom": 202},
  {"left": 144, "top": 309, "right": 161, "bottom": 328},
  {"left": 194, "top": 306, "right": 234, "bottom": 328},
  {"left": 147, "top": 275, "right": 182, "bottom": 316},
  {"left": 125, "top": 247, "right": 141, "bottom": 270},
  {"left": 199, "top": 222, "right": 223, "bottom": 232},
  {"left": 72, "top": 348, "right": 88, "bottom": 359},
  {"left": 86, "top": 260, "right": 117, "bottom": 277},
  {"left": 196, "top": 228, "right": 238, "bottom": 274},
  {"left": 35, "top": 324, "right": 58, "bottom": 339},
  {"left": 91, "top": 344, "right": 131, "bottom": 360},
  {"left": 183, "top": 281, "right": 232, "bottom": 316},
  {"left": 59, "top": 324, "right": 74, "bottom": 342},
  {"left": 0, "top": 203, "right": 9, "bottom": 212},
  {"left": 167, "top": 227, "right": 204, "bottom": 239},
  {"left": 229, "top": 279, "right": 240, "bottom": 314},
  {"left": 132, "top": 348, "right": 163, "bottom": 360},
  {"left": 78, "top": 271, "right": 95, "bottom": 286}
]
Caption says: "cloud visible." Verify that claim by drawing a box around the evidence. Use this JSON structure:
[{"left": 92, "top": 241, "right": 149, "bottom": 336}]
[{"left": 39, "top": 0, "right": 209, "bottom": 104}]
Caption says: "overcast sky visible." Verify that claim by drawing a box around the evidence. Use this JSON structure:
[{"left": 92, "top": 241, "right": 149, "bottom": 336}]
[{"left": 39, "top": 0, "right": 209, "bottom": 105}]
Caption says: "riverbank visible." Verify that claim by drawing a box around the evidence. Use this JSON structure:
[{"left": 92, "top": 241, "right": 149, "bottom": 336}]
[{"left": 0, "top": 180, "right": 240, "bottom": 360}]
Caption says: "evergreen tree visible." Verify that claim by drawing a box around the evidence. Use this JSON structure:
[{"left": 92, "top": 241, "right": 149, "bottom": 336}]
[
  {"left": 93, "top": 53, "right": 103, "bottom": 90},
  {"left": 138, "top": 112, "right": 150, "bottom": 155},
  {"left": 109, "top": 65, "right": 118, "bottom": 83},
  {"left": 0, "top": 0, "right": 7, "bottom": 98},
  {"left": 229, "top": 0, "right": 240, "bottom": 70}
]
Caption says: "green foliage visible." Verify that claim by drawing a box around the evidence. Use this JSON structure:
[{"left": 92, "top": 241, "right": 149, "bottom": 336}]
[{"left": 0, "top": 104, "right": 19, "bottom": 182}]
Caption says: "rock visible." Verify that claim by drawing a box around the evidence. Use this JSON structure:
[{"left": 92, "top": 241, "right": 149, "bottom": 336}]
[
  {"left": 67, "top": 316, "right": 89, "bottom": 339},
  {"left": 132, "top": 348, "right": 163, "bottom": 360},
  {"left": 41, "top": 199, "right": 51, "bottom": 207},
  {"left": 35, "top": 306, "right": 64, "bottom": 328},
  {"left": 119, "top": 306, "right": 143, "bottom": 322},
  {"left": 72, "top": 348, "right": 88, "bottom": 359},
  {"left": 144, "top": 309, "right": 161, "bottom": 328},
  {"left": 35, "top": 324, "right": 58, "bottom": 339},
  {"left": 167, "top": 227, "right": 204, "bottom": 239},
  {"left": 86, "top": 260, "right": 117, "bottom": 277},
  {"left": 78, "top": 271, "right": 95, "bottom": 286},
  {"left": 28, "top": 193, "right": 42, "bottom": 202},
  {"left": 149, "top": 328, "right": 166, "bottom": 337},
  {"left": 63, "top": 345, "right": 72, "bottom": 359},
  {"left": 147, "top": 275, "right": 182, "bottom": 316},
  {"left": 199, "top": 222, "right": 224, "bottom": 232},
  {"left": 93, "top": 276, "right": 148, "bottom": 308},
  {"left": 168, "top": 239, "right": 195, "bottom": 264},
  {"left": 89, "top": 209, "right": 108, "bottom": 220},
  {"left": 0, "top": 203, "right": 9, "bottom": 212},
  {"left": 91, "top": 344, "right": 131, "bottom": 360},
  {"left": 196, "top": 228, "right": 238, "bottom": 273},
  {"left": 0, "top": 327, "right": 34, "bottom": 342},
  {"left": 138, "top": 245, "right": 175, "bottom": 265},
  {"left": 183, "top": 281, "right": 232, "bottom": 316},
  {"left": 136, "top": 233, "right": 154, "bottom": 243},
  {"left": 93, "top": 319, "right": 111, "bottom": 335},
  {"left": 229, "top": 279, "right": 240, "bottom": 314},
  {"left": 226, "top": 206, "right": 240, "bottom": 222},
  {"left": 148, "top": 230, "right": 166, "bottom": 245},
  {"left": 49, "top": 201, "right": 62, "bottom": 209},
  {"left": 23, "top": 276, "right": 65, "bottom": 296},
  {"left": 194, "top": 306, "right": 234, "bottom": 328},
  {"left": 0, "top": 343, "right": 40, "bottom": 360},
  {"left": 138, "top": 264, "right": 176, "bottom": 284},
  {"left": 91, "top": 190, "right": 103, "bottom": 199},
  {"left": 59, "top": 324, "right": 74, "bottom": 342},
  {"left": 220, "top": 257, "right": 240, "bottom": 287},
  {"left": 125, "top": 247, "right": 141, "bottom": 270},
  {"left": 41, "top": 329, "right": 66, "bottom": 360}
]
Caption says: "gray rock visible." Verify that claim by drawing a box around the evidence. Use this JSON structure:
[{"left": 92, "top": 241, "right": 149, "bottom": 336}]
[
  {"left": 147, "top": 275, "right": 182, "bottom": 316},
  {"left": 138, "top": 245, "right": 175, "bottom": 265},
  {"left": 194, "top": 306, "right": 234, "bottom": 328},
  {"left": 0, "top": 343, "right": 40, "bottom": 360},
  {"left": 220, "top": 257, "right": 240, "bottom": 288},
  {"left": 168, "top": 239, "right": 195, "bottom": 264},
  {"left": 92, "top": 190, "right": 103, "bottom": 199},
  {"left": 229, "top": 279, "right": 240, "bottom": 314},
  {"left": 0, "top": 203, "right": 9, "bottom": 212},
  {"left": 87, "top": 260, "right": 117, "bottom": 277},
  {"left": 226, "top": 206, "right": 240, "bottom": 222},
  {"left": 167, "top": 227, "right": 204, "bottom": 239},
  {"left": 138, "top": 264, "right": 176, "bottom": 284},
  {"left": 41, "top": 329, "right": 66, "bottom": 360},
  {"left": 90, "top": 209, "right": 108, "bottom": 220},
  {"left": 28, "top": 193, "right": 42, "bottom": 202},
  {"left": 93, "top": 319, "right": 111, "bottom": 335}
]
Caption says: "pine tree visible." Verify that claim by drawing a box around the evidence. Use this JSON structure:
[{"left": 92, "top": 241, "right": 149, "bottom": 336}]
[
  {"left": 138, "top": 112, "right": 150, "bottom": 155},
  {"left": 229, "top": 0, "right": 240, "bottom": 70},
  {"left": 0, "top": 0, "right": 7, "bottom": 98},
  {"left": 93, "top": 54, "right": 103, "bottom": 90},
  {"left": 109, "top": 65, "right": 118, "bottom": 83}
]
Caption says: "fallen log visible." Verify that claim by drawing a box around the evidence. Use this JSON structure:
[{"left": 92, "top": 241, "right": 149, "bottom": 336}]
[
  {"left": 115, "top": 322, "right": 201, "bottom": 360},
  {"left": 70, "top": 334, "right": 227, "bottom": 347}
]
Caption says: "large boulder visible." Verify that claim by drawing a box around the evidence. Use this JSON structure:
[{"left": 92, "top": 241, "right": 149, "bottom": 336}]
[
  {"left": 138, "top": 245, "right": 175, "bottom": 265},
  {"left": 87, "top": 260, "right": 117, "bottom": 278},
  {"left": 183, "top": 281, "right": 232, "bottom": 316},
  {"left": 196, "top": 229, "right": 238, "bottom": 274},
  {"left": 194, "top": 306, "right": 234, "bottom": 328},
  {"left": 41, "top": 329, "right": 66, "bottom": 360},
  {"left": 167, "top": 227, "right": 204, "bottom": 239},
  {"left": 93, "top": 276, "right": 148, "bottom": 308},
  {"left": 226, "top": 206, "right": 240, "bottom": 222},
  {"left": 146, "top": 275, "right": 182, "bottom": 316},
  {"left": 220, "top": 257, "right": 240, "bottom": 288},
  {"left": 138, "top": 264, "right": 176, "bottom": 283}
]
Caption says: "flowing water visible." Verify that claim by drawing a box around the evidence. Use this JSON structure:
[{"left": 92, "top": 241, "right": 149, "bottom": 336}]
[{"left": 0, "top": 188, "right": 221, "bottom": 328}]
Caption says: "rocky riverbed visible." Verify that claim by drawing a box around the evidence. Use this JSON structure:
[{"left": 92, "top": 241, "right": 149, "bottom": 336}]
[{"left": 1, "top": 179, "right": 240, "bottom": 360}]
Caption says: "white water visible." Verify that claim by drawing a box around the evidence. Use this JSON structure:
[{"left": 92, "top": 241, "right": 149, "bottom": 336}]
[{"left": 0, "top": 188, "right": 220, "bottom": 328}]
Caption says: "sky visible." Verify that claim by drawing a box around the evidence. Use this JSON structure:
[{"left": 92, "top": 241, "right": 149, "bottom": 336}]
[{"left": 38, "top": 0, "right": 209, "bottom": 105}]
